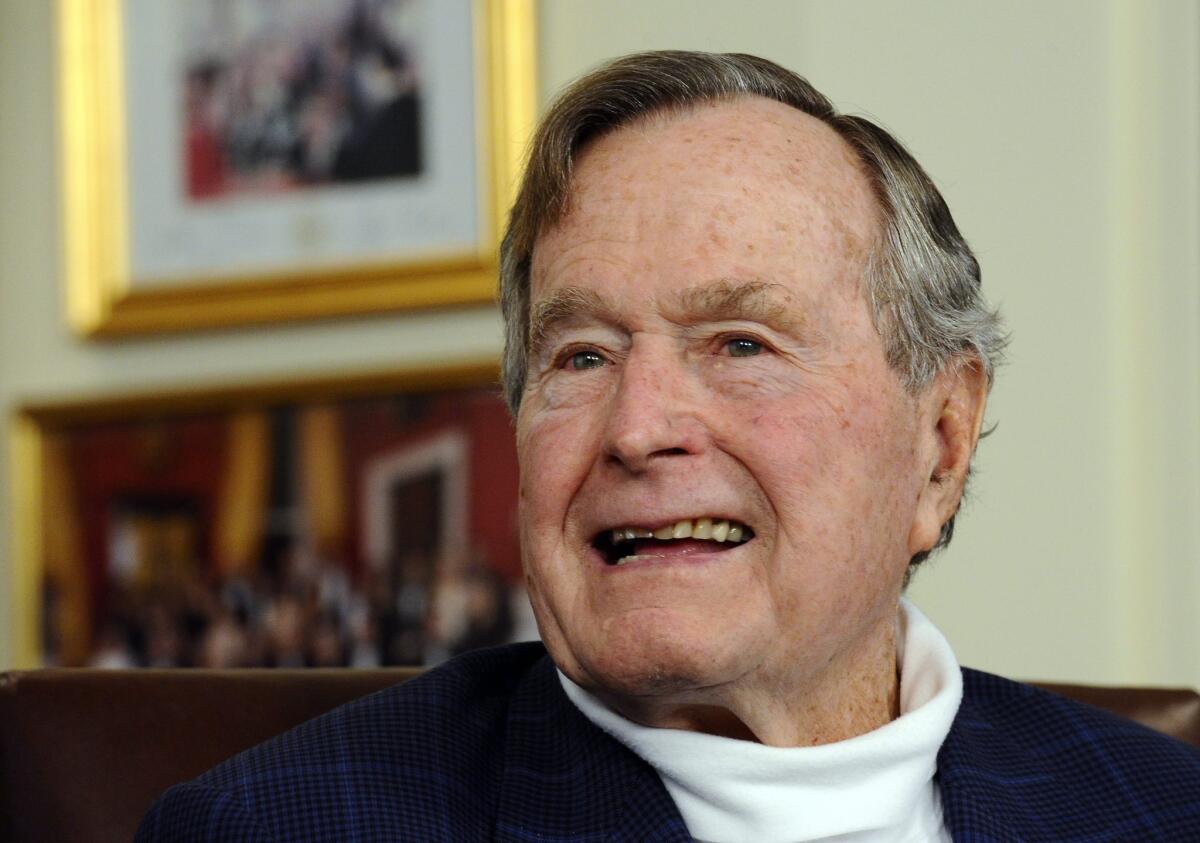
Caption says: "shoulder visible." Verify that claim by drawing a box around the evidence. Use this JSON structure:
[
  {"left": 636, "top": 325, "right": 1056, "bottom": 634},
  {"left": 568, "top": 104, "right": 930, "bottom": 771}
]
[
  {"left": 956, "top": 667, "right": 1200, "bottom": 767},
  {"left": 137, "top": 642, "right": 550, "bottom": 843},
  {"left": 192, "top": 641, "right": 549, "bottom": 791},
  {"left": 939, "top": 667, "right": 1200, "bottom": 840}
]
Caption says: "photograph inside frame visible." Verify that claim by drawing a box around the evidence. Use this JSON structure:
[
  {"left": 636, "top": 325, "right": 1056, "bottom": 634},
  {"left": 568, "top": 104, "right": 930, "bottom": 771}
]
[
  {"left": 37, "top": 378, "right": 530, "bottom": 669},
  {"left": 183, "top": 0, "right": 425, "bottom": 201},
  {"left": 122, "top": 0, "right": 481, "bottom": 284}
]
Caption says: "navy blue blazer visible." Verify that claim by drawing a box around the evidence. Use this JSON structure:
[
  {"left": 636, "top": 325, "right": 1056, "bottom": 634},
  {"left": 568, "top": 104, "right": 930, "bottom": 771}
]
[{"left": 137, "top": 642, "right": 1200, "bottom": 842}]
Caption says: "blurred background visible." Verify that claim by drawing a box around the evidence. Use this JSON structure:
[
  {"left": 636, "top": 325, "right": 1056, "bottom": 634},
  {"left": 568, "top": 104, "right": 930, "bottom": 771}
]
[{"left": 1, "top": 1, "right": 1197, "bottom": 686}]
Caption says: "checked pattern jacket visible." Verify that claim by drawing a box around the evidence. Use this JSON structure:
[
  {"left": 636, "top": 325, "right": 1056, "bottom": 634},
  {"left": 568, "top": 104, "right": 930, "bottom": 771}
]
[{"left": 137, "top": 642, "right": 1200, "bottom": 842}]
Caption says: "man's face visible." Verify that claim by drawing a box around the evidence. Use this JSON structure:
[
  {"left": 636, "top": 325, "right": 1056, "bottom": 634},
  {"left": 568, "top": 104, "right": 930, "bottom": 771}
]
[{"left": 516, "top": 97, "right": 943, "bottom": 730}]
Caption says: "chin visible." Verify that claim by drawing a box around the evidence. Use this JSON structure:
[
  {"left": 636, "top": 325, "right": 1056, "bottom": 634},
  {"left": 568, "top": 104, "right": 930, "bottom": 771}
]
[{"left": 562, "top": 612, "right": 761, "bottom": 701}]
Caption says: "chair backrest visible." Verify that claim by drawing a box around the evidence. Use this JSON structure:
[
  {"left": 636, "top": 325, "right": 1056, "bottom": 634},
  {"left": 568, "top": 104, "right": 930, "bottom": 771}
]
[
  {"left": 1, "top": 668, "right": 1196, "bottom": 843},
  {"left": 1030, "top": 680, "right": 1200, "bottom": 748},
  {"left": 0, "top": 668, "right": 418, "bottom": 843}
]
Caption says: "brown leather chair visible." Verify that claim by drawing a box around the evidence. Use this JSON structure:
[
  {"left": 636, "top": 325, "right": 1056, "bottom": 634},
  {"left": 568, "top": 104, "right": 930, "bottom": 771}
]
[
  {"left": 0, "top": 669, "right": 419, "bottom": 843},
  {"left": 1, "top": 669, "right": 1197, "bottom": 843}
]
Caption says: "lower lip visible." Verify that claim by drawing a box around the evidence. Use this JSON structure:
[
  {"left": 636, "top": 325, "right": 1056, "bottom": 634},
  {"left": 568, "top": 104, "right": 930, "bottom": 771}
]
[{"left": 590, "top": 540, "right": 751, "bottom": 570}]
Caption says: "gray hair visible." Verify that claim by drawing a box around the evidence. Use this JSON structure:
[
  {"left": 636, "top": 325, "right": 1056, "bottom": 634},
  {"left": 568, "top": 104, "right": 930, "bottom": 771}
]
[{"left": 498, "top": 50, "right": 1007, "bottom": 566}]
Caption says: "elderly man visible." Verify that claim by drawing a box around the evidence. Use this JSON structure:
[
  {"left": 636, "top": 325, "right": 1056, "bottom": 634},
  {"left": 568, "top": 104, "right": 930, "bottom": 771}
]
[{"left": 139, "top": 52, "right": 1200, "bottom": 842}]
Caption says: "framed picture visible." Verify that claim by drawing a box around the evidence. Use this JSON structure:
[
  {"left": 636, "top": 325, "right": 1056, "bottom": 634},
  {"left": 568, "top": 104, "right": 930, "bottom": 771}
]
[
  {"left": 59, "top": 0, "right": 536, "bottom": 337},
  {"left": 10, "top": 360, "right": 533, "bottom": 669}
]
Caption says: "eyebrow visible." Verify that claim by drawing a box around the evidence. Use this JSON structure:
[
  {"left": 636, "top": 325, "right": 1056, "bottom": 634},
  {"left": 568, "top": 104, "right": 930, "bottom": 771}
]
[
  {"left": 674, "top": 279, "right": 805, "bottom": 333},
  {"left": 526, "top": 278, "right": 808, "bottom": 354},
  {"left": 528, "top": 286, "right": 620, "bottom": 355}
]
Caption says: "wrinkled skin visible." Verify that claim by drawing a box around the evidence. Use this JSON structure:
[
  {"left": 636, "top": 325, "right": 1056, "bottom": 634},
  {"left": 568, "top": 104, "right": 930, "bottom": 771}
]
[{"left": 516, "top": 97, "right": 987, "bottom": 747}]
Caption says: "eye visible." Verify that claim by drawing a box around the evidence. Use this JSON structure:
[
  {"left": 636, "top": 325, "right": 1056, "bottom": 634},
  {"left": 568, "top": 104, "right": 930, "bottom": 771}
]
[
  {"left": 724, "top": 337, "right": 766, "bottom": 358},
  {"left": 564, "top": 349, "right": 607, "bottom": 371}
]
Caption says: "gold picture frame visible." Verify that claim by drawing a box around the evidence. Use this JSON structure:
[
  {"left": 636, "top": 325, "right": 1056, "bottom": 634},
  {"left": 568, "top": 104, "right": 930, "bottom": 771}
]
[
  {"left": 59, "top": 0, "right": 536, "bottom": 337},
  {"left": 10, "top": 358, "right": 515, "bottom": 669}
]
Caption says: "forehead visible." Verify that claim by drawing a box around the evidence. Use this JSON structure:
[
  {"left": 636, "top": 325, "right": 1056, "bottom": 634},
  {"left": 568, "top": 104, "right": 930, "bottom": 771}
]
[{"left": 530, "top": 96, "right": 880, "bottom": 307}]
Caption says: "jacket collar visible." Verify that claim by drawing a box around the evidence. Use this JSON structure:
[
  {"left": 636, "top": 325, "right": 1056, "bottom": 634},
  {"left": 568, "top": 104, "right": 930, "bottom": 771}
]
[
  {"left": 494, "top": 659, "right": 1035, "bottom": 842},
  {"left": 935, "top": 668, "right": 1045, "bottom": 842},
  {"left": 495, "top": 655, "right": 692, "bottom": 842}
]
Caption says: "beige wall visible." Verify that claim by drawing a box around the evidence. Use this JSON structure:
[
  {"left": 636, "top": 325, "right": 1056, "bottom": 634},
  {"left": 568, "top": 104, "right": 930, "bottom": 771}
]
[{"left": 3, "top": 1, "right": 1197, "bottom": 686}]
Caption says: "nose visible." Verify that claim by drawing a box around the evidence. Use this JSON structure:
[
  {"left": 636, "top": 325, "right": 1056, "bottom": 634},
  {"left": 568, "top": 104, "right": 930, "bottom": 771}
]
[{"left": 602, "top": 344, "right": 703, "bottom": 474}]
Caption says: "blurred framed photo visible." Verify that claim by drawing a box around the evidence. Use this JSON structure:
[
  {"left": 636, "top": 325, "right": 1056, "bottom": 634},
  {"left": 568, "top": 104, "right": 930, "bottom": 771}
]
[
  {"left": 11, "top": 360, "right": 532, "bottom": 669},
  {"left": 59, "top": 0, "right": 536, "bottom": 336}
]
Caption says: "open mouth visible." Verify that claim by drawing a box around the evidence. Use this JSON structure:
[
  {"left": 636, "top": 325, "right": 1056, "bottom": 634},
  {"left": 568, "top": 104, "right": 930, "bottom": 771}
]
[{"left": 592, "top": 517, "right": 755, "bottom": 566}]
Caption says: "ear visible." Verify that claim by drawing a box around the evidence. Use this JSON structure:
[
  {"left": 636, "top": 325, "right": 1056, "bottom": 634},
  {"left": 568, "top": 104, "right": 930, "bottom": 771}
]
[{"left": 907, "top": 357, "right": 989, "bottom": 556}]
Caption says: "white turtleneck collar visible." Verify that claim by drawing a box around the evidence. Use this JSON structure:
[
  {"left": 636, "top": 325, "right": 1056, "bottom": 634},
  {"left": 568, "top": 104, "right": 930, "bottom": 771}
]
[{"left": 558, "top": 599, "right": 962, "bottom": 843}]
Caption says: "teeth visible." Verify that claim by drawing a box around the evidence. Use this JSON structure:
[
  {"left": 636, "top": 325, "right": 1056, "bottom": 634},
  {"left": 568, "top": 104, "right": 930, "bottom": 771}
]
[
  {"left": 612, "top": 527, "right": 657, "bottom": 543},
  {"left": 608, "top": 517, "right": 751, "bottom": 544},
  {"left": 615, "top": 554, "right": 662, "bottom": 566}
]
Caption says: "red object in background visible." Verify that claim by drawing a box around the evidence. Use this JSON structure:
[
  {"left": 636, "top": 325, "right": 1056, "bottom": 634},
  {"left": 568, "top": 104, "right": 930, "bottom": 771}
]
[
  {"left": 340, "top": 391, "right": 521, "bottom": 581},
  {"left": 463, "top": 394, "right": 522, "bottom": 580},
  {"left": 68, "top": 417, "right": 227, "bottom": 632},
  {"left": 185, "top": 124, "right": 226, "bottom": 200}
]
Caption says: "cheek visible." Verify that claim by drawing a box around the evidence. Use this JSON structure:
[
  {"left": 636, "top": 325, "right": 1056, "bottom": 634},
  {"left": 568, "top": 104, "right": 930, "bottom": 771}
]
[
  {"left": 516, "top": 396, "right": 605, "bottom": 525},
  {"left": 712, "top": 370, "right": 857, "bottom": 473},
  {"left": 720, "top": 384, "right": 917, "bottom": 538},
  {"left": 516, "top": 410, "right": 587, "bottom": 614},
  {"left": 712, "top": 395, "right": 850, "bottom": 550},
  {"left": 806, "top": 393, "right": 925, "bottom": 566}
]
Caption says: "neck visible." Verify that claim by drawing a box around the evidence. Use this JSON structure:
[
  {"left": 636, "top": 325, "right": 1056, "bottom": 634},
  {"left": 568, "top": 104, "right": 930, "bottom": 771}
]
[{"left": 595, "top": 612, "right": 900, "bottom": 747}]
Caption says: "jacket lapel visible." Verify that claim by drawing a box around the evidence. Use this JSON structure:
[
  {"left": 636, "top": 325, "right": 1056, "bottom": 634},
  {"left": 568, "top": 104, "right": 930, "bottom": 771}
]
[
  {"left": 495, "top": 660, "right": 1047, "bottom": 841},
  {"left": 937, "top": 669, "right": 1048, "bottom": 842},
  {"left": 494, "top": 656, "right": 692, "bottom": 842}
]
